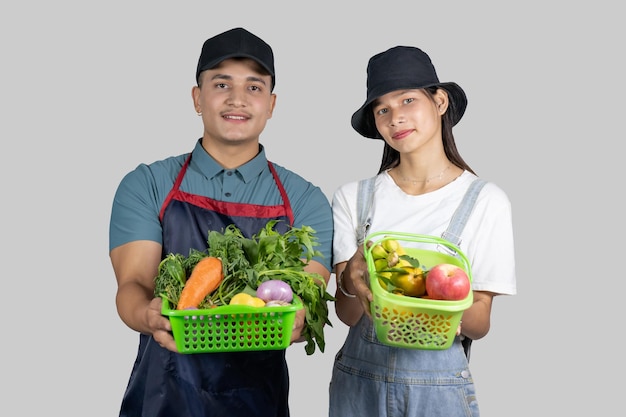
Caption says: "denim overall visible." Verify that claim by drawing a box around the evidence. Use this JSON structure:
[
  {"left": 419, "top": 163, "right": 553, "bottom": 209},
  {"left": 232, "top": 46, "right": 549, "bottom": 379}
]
[
  {"left": 328, "top": 177, "right": 486, "bottom": 417},
  {"left": 329, "top": 317, "right": 479, "bottom": 417},
  {"left": 119, "top": 154, "right": 294, "bottom": 417}
]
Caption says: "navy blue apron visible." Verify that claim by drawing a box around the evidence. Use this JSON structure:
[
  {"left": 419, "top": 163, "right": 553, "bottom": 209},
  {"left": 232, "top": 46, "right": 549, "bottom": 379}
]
[{"left": 119, "top": 153, "right": 295, "bottom": 417}]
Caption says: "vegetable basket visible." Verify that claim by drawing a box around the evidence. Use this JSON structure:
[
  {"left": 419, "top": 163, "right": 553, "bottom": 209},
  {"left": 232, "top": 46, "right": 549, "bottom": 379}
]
[
  {"left": 162, "top": 298, "right": 302, "bottom": 354},
  {"left": 364, "top": 231, "right": 473, "bottom": 350}
]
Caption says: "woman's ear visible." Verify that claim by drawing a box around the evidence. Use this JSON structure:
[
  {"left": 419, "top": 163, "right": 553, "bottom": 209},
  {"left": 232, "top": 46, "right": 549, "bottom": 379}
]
[{"left": 435, "top": 89, "right": 450, "bottom": 114}]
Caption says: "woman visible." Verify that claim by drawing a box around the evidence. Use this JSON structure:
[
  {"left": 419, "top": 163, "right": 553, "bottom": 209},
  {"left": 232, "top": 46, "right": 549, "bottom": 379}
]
[{"left": 328, "top": 46, "right": 516, "bottom": 417}]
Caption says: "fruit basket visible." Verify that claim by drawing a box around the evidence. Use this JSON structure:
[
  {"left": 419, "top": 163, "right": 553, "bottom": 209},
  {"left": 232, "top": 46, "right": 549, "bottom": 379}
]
[
  {"left": 364, "top": 231, "right": 473, "bottom": 350},
  {"left": 162, "top": 298, "right": 302, "bottom": 354}
]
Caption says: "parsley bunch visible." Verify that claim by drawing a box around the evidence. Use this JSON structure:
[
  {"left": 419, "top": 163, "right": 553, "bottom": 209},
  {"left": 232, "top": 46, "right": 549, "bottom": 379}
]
[{"left": 206, "top": 221, "right": 335, "bottom": 355}]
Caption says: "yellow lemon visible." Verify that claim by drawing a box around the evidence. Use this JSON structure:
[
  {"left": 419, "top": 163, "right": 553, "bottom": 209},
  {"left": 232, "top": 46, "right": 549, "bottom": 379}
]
[
  {"left": 230, "top": 293, "right": 266, "bottom": 307},
  {"left": 390, "top": 267, "right": 426, "bottom": 297}
]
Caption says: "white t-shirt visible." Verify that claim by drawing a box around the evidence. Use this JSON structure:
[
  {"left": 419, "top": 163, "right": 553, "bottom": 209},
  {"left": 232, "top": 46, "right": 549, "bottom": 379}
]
[{"left": 332, "top": 170, "right": 517, "bottom": 295}]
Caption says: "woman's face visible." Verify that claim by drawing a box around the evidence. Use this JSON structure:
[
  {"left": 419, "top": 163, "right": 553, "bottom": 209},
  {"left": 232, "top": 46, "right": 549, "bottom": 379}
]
[{"left": 372, "top": 88, "right": 447, "bottom": 154}]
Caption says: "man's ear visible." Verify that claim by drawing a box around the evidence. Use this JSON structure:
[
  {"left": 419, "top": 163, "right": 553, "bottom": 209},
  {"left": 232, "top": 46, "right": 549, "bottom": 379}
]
[
  {"left": 267, "top": 93, "right": 277, "bottom": 119},
  {"left": 191, "top": 86, "right": 201, "bottom": 114}
]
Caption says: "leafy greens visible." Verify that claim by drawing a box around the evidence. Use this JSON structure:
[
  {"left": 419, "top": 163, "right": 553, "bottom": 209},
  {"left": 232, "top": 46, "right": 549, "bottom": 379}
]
[{"left": 155, "top": 220, "right": 335, "bottom": 355}]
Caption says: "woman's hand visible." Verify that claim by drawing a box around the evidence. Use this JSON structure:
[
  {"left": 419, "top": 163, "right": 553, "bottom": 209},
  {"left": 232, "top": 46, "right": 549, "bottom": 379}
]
[
  {"left": 346, "top": 244, "right": 374, "bottom": 318},
  {"left": 335, "top": 242, "right": 375, "bottom": 326}
]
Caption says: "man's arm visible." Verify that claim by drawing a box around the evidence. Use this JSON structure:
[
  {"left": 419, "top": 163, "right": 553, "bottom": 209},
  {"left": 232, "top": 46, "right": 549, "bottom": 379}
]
[{"left": 110, "top": 240, "right": 178, "bottom": 352}]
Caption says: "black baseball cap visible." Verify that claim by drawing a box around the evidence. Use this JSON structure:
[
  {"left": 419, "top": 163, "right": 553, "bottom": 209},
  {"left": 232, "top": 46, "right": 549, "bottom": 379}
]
[{"left": 196, "top": 27, "right": 275, "bottom": 90}]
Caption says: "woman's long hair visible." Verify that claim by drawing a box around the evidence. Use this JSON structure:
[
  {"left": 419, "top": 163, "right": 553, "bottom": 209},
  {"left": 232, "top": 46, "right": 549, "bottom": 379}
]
[{"left": 377, "top": 86, "right": 476, "bottom": 175}]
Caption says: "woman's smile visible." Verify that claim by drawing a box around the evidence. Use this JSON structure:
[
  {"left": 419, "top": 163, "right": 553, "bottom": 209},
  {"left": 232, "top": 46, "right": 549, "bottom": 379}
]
[{"left": 392, "top": 129, "right": 413, "bottom": 140}]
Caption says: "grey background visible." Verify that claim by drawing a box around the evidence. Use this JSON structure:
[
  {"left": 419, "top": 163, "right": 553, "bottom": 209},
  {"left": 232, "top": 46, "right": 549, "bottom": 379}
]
[{"left": 2, "top": 1, "right": 623, "bottom": 416}]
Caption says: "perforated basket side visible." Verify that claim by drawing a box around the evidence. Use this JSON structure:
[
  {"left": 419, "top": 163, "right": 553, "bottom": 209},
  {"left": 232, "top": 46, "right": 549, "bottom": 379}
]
[
  {"left": 371, "top": 298, "right": 464, "bottom": 350},
  {"left": 364, "top": 232, "right": 473, "bottom": 350},
  {"left": 162, "top": 299, "right": 301, "bottom": 354}
]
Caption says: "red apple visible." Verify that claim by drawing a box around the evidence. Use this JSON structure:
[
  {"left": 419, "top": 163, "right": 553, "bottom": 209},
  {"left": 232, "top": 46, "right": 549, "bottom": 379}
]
[{"left": 425, "top": 263, "right": 471, "bottom": 301}]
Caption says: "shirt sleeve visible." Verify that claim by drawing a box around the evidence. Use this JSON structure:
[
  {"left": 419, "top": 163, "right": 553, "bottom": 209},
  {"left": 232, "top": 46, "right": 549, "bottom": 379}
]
[
  {"left": 287, "top": 181, "right": 334, "bottom": 273},
  {"left": 270, "top": 161, "right": 334, "bottom": 273},
  {"left": 331, "top": 180, "right": 360, "bottom": 267},
  {"left": 461, "top": 183, "right": 517, "bottom": 296},
  {"left": 109, "top": 164, "right": 165, "bottom": 251}
]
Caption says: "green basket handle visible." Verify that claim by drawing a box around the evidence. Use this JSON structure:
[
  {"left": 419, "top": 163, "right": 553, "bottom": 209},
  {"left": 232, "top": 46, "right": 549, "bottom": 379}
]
[{"left": 363, "top": 231, "right": 472, "bottom": 281}]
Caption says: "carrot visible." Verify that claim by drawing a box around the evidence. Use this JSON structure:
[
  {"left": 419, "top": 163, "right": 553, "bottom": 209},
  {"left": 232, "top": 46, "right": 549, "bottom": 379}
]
[{"left": 176, "top": 256, "right": 224, "bottom": 310}]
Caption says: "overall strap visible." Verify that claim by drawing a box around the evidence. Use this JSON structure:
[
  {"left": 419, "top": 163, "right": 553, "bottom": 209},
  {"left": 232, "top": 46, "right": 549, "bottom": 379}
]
[
  {"left": 356, "top": 176, "right": 377, "bottom": 245},
  {"left": 441, "top": 178, "right": 488, "bottom": 248},
  {"left": 440, "top": 177, "right": 487, "bottom": 361},
  {"left": 356, "top": 176, "right": 487, "bottom": 247}
]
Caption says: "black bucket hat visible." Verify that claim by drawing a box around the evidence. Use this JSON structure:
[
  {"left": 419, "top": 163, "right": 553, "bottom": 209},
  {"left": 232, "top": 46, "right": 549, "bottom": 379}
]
[
  {"left": 351, "top": 46, "right": 467, "bottom": 139},
  {"left": 196, "top": 27, "right": 275, "bottom": 90}
]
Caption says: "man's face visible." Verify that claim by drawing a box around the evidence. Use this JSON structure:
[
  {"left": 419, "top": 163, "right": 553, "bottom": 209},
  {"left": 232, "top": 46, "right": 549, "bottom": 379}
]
[{"left": 193, "top": 58, "right": 276, "bottom": 146}]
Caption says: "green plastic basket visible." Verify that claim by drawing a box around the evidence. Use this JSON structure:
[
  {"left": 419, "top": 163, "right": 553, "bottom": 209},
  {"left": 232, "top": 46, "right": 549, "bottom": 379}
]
[
  {"left": 364, "top": 231, "right": 473, "bottom": 350},
  {"left": 162, "top": 298, "right": 302, "bottom": 354}
]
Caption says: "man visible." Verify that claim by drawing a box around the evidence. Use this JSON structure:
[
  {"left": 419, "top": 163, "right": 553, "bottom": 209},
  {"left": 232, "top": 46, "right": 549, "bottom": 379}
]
[{"left": 109, "top": 27, "right": 333, "bottom": 417}]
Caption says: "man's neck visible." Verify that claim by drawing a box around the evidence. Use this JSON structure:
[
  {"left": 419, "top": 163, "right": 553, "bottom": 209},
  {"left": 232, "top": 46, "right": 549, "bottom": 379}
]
[{"left": 200, "top": 139, "right": 260, "bottom": 169}]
